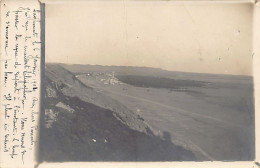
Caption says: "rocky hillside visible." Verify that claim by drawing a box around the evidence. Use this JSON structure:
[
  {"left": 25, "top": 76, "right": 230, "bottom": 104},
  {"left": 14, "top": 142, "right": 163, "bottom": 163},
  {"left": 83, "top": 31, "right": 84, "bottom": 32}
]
[
  {"left": 44, "top": 63, "right": 151, "bottom": 133},
  {"left": 40, "top": 63, "right": 196, "bottom": 161}
]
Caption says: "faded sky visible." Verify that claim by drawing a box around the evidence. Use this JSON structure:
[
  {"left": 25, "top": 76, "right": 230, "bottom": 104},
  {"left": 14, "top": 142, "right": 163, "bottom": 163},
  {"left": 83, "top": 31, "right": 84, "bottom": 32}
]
[{"left": 45, "top": 1, "right": 253, "bottom": 75}]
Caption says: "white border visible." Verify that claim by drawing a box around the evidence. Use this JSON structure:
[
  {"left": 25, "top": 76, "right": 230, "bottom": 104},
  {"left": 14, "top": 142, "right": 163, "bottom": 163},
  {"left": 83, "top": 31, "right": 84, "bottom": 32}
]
[{"left": 38, "top": 0, "right": 259, "bottom": 167}]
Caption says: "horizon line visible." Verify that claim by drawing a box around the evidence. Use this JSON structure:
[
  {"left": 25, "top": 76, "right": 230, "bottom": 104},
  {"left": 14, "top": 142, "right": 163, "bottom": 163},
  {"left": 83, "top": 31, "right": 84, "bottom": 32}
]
[{"left": 45, "top": 62, "right": 253, "bottom": 77}]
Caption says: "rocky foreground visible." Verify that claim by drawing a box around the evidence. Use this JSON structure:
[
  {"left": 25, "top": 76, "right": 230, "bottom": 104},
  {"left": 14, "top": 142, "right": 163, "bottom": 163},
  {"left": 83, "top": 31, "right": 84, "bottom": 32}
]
[{"left": 39, "top": 64, "right": 196, "bottom": 161}]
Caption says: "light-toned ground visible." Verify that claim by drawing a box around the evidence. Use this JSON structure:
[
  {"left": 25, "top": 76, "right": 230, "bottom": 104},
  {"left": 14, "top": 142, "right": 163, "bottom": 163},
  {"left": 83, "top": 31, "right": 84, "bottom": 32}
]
[{"left": 76, "top": 73, "right": 254, "bottom": 160}]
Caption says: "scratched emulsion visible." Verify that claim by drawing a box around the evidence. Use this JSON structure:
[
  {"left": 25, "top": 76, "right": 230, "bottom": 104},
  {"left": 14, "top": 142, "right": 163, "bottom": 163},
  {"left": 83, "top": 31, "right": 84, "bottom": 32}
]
[{"left": 0, "top": 1, "right": 41, "bottom": 168}]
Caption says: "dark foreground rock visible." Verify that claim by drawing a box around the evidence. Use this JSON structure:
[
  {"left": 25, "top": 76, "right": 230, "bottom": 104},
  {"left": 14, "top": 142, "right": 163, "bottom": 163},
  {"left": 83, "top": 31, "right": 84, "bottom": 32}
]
[{"left": 39, "top": 75, "right": 196, "bottom": 162}]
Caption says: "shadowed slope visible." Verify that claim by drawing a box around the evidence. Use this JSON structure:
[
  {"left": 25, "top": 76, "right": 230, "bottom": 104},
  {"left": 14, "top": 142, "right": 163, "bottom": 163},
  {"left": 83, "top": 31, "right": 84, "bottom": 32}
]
[{"left": 40, "top": 74, "right": 196, "bottom": 161}]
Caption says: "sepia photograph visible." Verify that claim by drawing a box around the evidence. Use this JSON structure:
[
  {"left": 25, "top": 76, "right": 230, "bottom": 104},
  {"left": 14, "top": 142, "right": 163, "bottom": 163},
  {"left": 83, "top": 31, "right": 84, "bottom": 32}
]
[{"left": 39, "top": 1, "right": 255, "bottom": 162}]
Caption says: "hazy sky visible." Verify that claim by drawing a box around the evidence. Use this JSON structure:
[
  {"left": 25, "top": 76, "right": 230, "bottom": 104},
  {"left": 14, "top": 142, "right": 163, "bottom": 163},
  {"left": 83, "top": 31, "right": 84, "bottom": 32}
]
[{"left": 45, "top": 1, "right": 253, "bottom": 75}]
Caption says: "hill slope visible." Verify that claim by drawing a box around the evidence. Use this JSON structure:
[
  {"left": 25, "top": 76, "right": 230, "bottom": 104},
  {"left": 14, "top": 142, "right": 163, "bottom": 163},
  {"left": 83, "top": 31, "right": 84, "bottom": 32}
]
[{"left": 40, "top": 63, "right": 196, "bottom": 161}]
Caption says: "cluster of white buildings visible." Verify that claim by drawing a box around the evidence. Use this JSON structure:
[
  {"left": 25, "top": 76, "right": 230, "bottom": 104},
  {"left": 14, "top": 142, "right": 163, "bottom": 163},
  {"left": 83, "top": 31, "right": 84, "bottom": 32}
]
[{"left": 85, "top": 72, "right": 122, "bottom": 86}]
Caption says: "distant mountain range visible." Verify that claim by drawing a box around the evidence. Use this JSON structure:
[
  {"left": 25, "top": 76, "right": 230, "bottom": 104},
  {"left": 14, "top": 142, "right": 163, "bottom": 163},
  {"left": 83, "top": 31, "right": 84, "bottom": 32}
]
[
  {"left": 58, "top": 63, "right": 251, "bottom": 76},
  {"left": 56, "top": 63, "right": 253, "bottom": 84}
]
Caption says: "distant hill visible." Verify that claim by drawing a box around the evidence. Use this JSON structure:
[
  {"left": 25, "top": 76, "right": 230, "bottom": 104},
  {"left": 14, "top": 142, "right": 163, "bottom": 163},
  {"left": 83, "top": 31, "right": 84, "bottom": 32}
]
[{"left": 58, "top": 63, "right": 253, "bottom": 83}]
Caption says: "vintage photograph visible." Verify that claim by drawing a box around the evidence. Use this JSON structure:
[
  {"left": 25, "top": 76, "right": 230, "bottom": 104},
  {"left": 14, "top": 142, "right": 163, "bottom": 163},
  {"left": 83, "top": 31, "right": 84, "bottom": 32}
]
[{"left": 39, "top": 1, "right": 255, "bottom": 162}]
